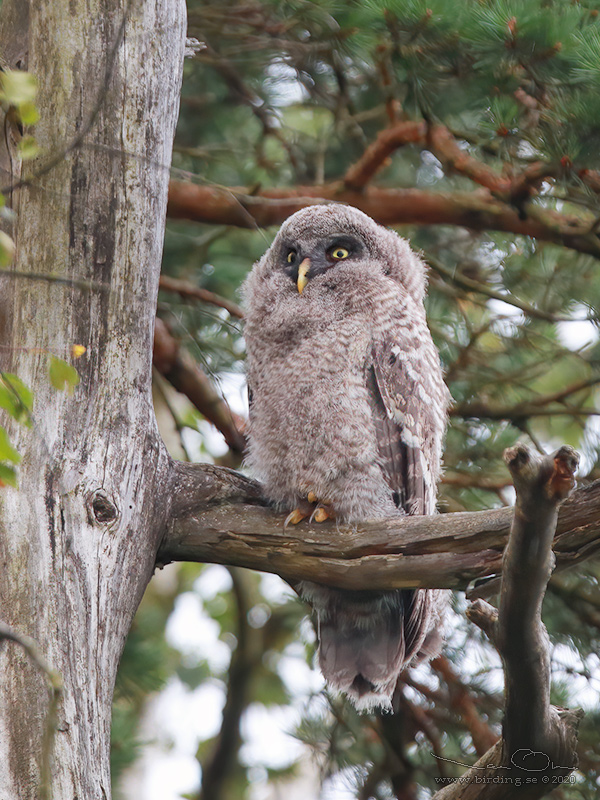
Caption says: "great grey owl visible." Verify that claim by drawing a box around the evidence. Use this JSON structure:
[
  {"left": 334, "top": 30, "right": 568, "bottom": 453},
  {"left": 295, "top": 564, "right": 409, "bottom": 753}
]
[{"left": 243, "top": 204, "right": 450, "bottom": 711}]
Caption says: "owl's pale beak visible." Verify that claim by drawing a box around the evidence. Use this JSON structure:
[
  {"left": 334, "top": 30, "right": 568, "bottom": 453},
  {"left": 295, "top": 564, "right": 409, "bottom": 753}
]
[{"left": 297, "top": 258, "right": 310, "bottom": 293}]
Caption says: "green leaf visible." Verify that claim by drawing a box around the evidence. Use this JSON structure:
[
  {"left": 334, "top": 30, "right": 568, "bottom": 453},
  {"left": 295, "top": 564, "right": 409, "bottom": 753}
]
[
  {"left": 0, "top": 70, "right": 37, "bottom": 106},
  {"left": 0, "top": 462, "right": 18, "bottom": 488},
  {"left": 17, "top": 101, "right": 39, "bottom": 126},
  {"left": 49, "top": 356, "right": 80, "bottom": 394},
  {"left": 0, "top": 373, "right": 33, "bottom": 424},
  {"left": 0, "top": 426, "right": 21, "bottom": 465},
  {"left": 17, "top": 135, "right": 39, "bottom": 160},
  {"left": 0, "top": 231, "right": 15, "bottom": 266}
]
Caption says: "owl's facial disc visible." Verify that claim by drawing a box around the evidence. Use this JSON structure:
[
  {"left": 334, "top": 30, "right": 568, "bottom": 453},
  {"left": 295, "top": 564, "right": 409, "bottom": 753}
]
[{"left": 281, "top": 235, "right": 364, "bottom": 293}]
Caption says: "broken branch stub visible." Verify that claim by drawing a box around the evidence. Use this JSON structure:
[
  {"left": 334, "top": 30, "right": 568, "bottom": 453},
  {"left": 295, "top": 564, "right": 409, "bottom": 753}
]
[{"left": 455, "top": 445, "right": 583, "bottom": 800}]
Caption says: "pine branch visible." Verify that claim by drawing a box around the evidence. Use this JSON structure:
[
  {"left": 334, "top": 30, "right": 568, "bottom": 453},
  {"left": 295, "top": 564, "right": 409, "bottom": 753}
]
[
  {"left": 159, "top": 275, "right": 243, "bottom": 319},
  {"left": 153, "top": 318, "right": 246, "bottom": 454},
  {"left": 167, "top": 181, "right": 600, "bottom": 259}
]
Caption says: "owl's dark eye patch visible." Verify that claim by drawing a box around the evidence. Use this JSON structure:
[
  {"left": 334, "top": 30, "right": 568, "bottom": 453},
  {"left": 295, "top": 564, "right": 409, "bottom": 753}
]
[{"left": 326, "top": 236, "right": 363, "bottom": 262}]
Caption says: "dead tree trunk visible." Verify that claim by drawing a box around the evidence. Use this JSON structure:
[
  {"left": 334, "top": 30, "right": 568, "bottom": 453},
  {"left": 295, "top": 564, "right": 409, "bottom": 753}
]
[{"left": 0, "top": 1, "right": 186, "bottom": 797}]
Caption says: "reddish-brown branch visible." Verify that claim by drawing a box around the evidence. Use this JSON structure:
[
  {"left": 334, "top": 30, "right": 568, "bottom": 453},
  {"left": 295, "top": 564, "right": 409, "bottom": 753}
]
[
  {"left": 159, "top": 275, "right": 244, "bottom": 319},
  {"left": 153, "top": 318, "right": 246, "bottom": 453},
  {"left": 431, "top": 656, "right": 499, "bottom": 756},
  {"left": 427, "top": 125, "right": 511, "bottom": 195},
  {"left": 344, "top": 119, "right": 556, "bottom": 207},
  {"left": 344, "top": 120, "right": 427, "bottom": 190},
  {"left": 167, "top": 181, "right": 600, "bottom": 259}
]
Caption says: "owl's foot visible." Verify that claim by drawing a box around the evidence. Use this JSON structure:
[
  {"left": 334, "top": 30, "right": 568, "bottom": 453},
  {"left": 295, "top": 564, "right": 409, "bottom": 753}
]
[
  {"left": 284, "top": 494, "right": 336, "bottom": 526},
  {"left": 284, "top": 497, "right": 315, "bottom": 527},
  {"left": 309, "top": 501, "right": 336, "bottom": 523},
  {"left": 284, "top": 508, "right": 308, "bottom": 527},
  {"left": 312, "top": 506, "right": 332, "bottom": 523}
]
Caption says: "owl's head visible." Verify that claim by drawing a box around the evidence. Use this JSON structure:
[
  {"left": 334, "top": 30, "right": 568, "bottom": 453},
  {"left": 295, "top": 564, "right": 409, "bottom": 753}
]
[{"left": 248, "top": 204, "right": 427, "bottom": 303}]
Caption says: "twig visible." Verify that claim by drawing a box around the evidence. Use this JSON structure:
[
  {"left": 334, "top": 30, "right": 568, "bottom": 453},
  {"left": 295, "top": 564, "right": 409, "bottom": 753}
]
[
  {"left": 159, "top": 274, "right": 243, "bottom": 319},
  {"left": 153, "top": 318, "right": 246, "bottom": 454},
  {"left": 426, "top": 256, "right": 580, "bottom": 323},
  {"left": 0, "top": 622, "right": 63, "bottom": 800},
  {"left": 0, "top": 267, "right": 110, "bottom": 294},
  {"left": 452, "top": 378, "right": 600, "bottom": 423}
]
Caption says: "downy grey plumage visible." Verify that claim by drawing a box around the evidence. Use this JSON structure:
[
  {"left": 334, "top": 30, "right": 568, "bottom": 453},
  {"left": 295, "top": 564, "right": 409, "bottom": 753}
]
[{"left": 243, "top": 204, "right": 450, "bottom": 711}]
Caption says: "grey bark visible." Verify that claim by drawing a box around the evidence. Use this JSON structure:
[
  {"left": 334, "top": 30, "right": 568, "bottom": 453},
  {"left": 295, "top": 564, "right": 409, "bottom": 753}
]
[
  {"left": 0, "top": 1, "right": 186, "bottom": 798},
  {"left": 159, "top": 462, "right": 600, "bottom": 591},
  {"left": 432, "top": 446, "right": 583, "bottom": 800}
]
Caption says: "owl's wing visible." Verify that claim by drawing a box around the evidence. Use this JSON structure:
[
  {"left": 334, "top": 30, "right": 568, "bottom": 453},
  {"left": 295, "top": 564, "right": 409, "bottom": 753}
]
[{"left": 367, "top": 338, "right": 431, "bottom": 516}]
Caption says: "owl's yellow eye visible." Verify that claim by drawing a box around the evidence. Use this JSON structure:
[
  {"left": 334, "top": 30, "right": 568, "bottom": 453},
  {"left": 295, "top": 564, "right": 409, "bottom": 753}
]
[
  {"left": 287, "top": 251, "right": 296, "bottom": 264},
  {"left": 331, "top": 247, "right": 349, "bottom": 260}
]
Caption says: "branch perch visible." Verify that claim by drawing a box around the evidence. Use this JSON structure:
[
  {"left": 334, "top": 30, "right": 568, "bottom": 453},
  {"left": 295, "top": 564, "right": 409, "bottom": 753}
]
[{"left": 159, "top": 461, "right": 600, "bottom": 592}]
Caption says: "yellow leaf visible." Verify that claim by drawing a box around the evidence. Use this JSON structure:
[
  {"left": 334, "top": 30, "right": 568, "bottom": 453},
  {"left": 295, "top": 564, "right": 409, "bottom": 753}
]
[{"left": 71, "top": 344, "right": 86, "bottom": 359}]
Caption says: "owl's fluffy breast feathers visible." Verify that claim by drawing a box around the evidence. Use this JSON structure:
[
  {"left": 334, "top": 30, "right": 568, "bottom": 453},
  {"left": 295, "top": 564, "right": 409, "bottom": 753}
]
[{"left": 243, "top": 203, "right": 448, "bottom": 523}]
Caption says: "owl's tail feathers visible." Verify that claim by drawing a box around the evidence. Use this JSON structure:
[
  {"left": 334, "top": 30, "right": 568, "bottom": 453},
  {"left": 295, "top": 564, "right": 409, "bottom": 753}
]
[{"left": 315, "top": 588, "right": 439, "bottom": 713}]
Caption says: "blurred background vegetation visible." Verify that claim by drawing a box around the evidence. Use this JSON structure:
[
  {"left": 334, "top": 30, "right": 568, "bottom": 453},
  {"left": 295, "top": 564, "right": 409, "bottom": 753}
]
[{"left": 113, "top": 1, "right": 600, "bottom": 798}]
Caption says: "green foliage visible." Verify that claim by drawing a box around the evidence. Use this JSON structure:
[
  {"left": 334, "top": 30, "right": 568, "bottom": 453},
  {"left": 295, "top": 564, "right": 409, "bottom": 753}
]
[
  {"left": 0, "top": 373, "right": 32, "bottom": 488},
  {"left": 0, "top": 229, "right": 15, "bottom": 266},
  {"left": 0, "top": 372, "right": 33, "bottom": 425},
  {"left": 0, "top": 69, "right": 39, "bottom": 126},
  {"left": 48, "top": 356, "right": 80, "bottom": 394}
]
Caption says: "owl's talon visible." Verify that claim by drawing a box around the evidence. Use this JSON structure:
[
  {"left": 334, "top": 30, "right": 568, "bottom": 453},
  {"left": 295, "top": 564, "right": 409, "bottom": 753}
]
[
  {"left": 313, "top": 506, "right": 332, "bottom": 523},
  {"left": 307, "top": 490, "right": 317, "bottom": 503},
  {"left": 284, "top": 508, "right": 308, "bottom": 527}
]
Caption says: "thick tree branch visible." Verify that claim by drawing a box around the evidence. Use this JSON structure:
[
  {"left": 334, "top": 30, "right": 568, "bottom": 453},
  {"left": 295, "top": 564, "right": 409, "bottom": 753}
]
[
  {"left": 494, "top": 445, "right": 580, "bottom": 765},
  {"left": 158, "top": 462, "right": 600, "bottom": 592},
  {"left": 167, "top": 181, "right": 600, "bottom": 259},
  {"left": 432, "top": 446, "right": 583, "bottom": 800}
]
